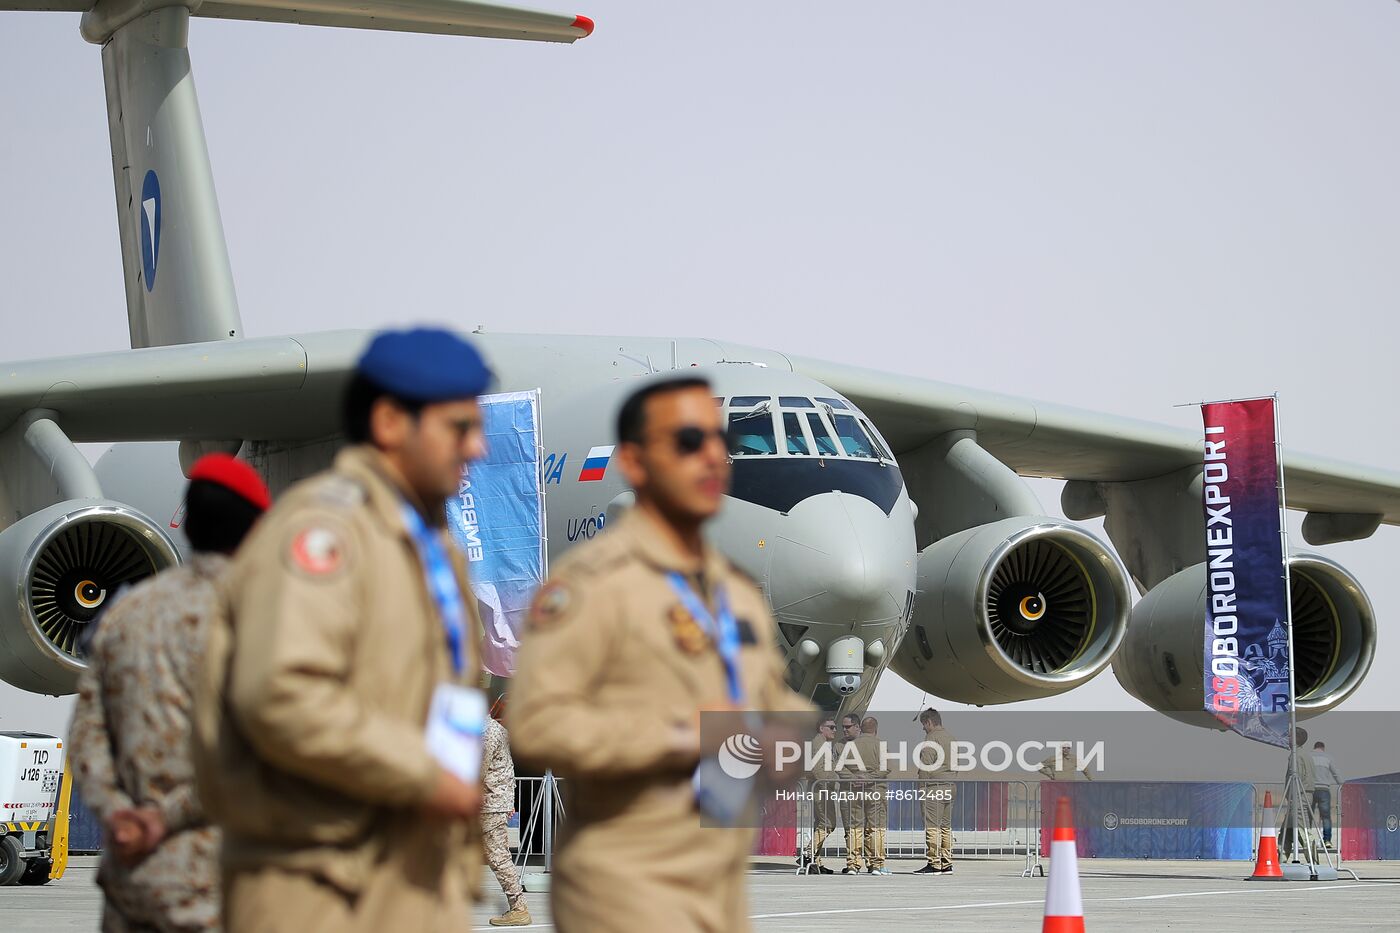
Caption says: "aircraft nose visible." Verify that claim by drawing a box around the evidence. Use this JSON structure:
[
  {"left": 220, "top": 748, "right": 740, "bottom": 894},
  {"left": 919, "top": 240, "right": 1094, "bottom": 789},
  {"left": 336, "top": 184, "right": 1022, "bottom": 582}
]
[{"left": 766, "top": 492, "right": 914, "bottom": 625}]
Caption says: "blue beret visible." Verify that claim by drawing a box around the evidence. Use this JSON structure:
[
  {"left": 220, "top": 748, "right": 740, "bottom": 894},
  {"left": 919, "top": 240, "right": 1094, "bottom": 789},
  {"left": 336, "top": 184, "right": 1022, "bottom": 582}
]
[{"left": 356, "top": 327, "right": 494, "bottom": 402}]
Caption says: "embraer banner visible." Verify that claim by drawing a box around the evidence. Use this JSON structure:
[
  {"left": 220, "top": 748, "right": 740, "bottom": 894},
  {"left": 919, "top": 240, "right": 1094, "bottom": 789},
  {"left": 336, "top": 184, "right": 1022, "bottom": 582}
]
[
  {"left": 1200, "top": 398, "right": 1291, "bottom": 748},
  {"left": 448, "top": 389, "right": 545, "bottom": 678}
]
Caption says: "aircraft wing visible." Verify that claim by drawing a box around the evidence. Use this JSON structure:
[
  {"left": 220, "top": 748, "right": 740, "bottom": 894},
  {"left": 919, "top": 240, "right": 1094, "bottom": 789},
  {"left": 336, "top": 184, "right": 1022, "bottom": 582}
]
[
  {"left": 5, "top": 333, "right": 1398, "bottom": 533},
  {"left": 789, "top": 355, "right": 1400, "bottom": 532},
  {"left": 0, "top": 333, "right": 363, "bottom": 443},
  {"left": 0, "top": 0, "right": 594, "bottom": 42},
  {"left": 189, "top": 0, "right": 593, "bottom": 41}
]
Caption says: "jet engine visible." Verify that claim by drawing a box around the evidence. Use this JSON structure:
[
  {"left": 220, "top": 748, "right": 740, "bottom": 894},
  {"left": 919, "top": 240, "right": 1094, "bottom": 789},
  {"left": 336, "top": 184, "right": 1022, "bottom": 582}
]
[
  {"left": 0, "top": 501, "right": 180, "bottom": 695},
  {"left": 1113, "top": 552, "right": 1375, "bottom": 718},
  {"left": 890, "top": 517, "right": 1133, "bottom": 704}
]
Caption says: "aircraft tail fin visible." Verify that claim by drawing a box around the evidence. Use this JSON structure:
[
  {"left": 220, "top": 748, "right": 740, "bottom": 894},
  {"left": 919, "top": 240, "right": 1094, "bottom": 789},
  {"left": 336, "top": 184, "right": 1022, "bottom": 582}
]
[{"left": 0, "top": 0, "right": 590, "bottom": 349}]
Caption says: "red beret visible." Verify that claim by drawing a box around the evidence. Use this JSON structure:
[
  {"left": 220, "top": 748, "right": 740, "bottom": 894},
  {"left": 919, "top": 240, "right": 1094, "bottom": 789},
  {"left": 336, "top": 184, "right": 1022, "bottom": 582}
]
[{"left": 188, "top": 454, "right": 271, "bottom": 512}]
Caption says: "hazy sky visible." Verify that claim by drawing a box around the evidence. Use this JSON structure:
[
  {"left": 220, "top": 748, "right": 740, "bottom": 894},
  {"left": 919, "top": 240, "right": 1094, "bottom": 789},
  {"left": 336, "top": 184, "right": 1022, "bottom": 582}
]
[{"left": 2, "top": 1, "right": 1399, "bottom": 736}]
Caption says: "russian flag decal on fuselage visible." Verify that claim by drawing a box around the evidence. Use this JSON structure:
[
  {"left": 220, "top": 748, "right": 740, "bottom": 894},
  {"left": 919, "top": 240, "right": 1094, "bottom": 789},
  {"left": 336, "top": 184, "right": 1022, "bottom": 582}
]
[{"left": 578, "top": 446, "right": 615, "bottom": 482}]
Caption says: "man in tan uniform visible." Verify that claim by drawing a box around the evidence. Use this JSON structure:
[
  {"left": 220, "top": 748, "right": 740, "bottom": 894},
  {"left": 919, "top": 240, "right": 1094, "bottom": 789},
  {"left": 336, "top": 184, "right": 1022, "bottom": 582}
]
[
  {"left": 837, "top": 714, "right": 864, "bottom": 874},
  {"left": 914, "top": 708, "right": 956, "bottom": 875},
  {"left": 70, "top": 455, "right": 269, "bottom": 932},
  {"left": 802, "top": 718, "right": 839, "bottom": 873},
  {"left": 193, "top": 328, "right": 491, "bottom": 933},
  {"left": 1037, "top": 742, "right": 1096, "bottom": 781},
  {"left": 842, "top": 717, "right": 889, "bottom": 875},
  {"left": 508, "top": 375, "right": 810, "bottom": 933}
]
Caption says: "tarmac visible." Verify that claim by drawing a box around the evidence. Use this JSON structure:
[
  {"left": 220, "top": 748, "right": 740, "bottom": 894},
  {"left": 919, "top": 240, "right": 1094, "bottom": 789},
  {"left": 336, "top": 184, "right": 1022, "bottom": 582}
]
[{"left": 3, "top": 856, "right": 1398, "bottom": 931}]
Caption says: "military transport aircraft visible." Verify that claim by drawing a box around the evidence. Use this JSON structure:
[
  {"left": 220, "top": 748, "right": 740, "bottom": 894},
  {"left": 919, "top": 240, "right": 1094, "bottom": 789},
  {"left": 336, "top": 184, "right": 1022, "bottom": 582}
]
[{"left": 1, "top": 0, "right": 1396, "bottom": 723}]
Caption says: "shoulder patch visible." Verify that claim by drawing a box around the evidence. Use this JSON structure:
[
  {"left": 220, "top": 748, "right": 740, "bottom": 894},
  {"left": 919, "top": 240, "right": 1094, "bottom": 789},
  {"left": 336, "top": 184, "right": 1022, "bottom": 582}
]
[
  {"left": 312, "top": 475, "right": 368, "bottom": 510},
  {"left": 285, "top": 524, "right": 349, "bottom": 579},
  {"left": 527, "top": 580, "right": 576, "bottom": 629}
]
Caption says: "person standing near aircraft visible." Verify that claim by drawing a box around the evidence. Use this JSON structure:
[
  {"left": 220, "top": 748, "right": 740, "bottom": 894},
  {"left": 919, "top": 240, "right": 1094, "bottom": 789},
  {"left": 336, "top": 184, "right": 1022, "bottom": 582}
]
[
  {"left": 70, "top": 453, "right": 270, "bottom": 933},
  {"left": 803, "top": 717, "right": 840, "bottom": 873},
  {"left": 483, "top": 702, "right": 530, "bottom": 926},
  {"left": 913, "top": 708, "right": 956, "bottom": 875},
  {"left": 508, "top": 375, "right": 810, "bottom": 932},
  {"left": 1311, "top": 741, "right": 1343, "bottom": 846},
  {"left": 838, "top": 713, "right": 865, "bottom": 875},
  {"left": 193, "top": 328, "right": 491, "bottom": 933},
  {"left": 850, "top": 717, "right": 890, "bottom": 875}
]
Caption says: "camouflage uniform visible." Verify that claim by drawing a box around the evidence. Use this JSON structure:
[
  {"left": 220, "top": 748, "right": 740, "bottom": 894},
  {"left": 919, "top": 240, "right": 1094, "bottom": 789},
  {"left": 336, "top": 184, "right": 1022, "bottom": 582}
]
[
  {"left": 481, "top": 718, "right": 524, "bottom": 911},
  {"left": 69, "top": 556, "right": 225, "bottom": 933}
]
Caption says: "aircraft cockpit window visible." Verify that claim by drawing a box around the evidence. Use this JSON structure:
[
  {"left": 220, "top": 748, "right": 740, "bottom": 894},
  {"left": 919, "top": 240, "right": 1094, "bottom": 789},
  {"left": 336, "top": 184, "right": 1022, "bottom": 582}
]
[
  {"left": 861, "top": 417, "right": 895, "bottom": 461},
  {"left": 782, "top": 412, "right": 810, "bottom": 455},
  {"left": 779, "top": 396, "right": 814, "bottom": 408},
  {"left": 817, "top": 397, "right": 850, "bottom": 411},
  {"left": 730, "top": 395, "right": 769, "bottom": 409},
  {"left": 728, "top": 410, "right": 778, "bottom": 456},
  {"left": 832, "top": 414, "right": 877, "bottom": 459},
  {"left": 806, "top": 412, "right": 842, "bottom": 456}
]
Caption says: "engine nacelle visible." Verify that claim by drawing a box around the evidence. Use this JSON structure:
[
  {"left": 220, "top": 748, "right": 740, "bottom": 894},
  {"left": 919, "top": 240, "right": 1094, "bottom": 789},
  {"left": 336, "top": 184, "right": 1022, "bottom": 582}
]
[
  {"left": 890, "top": 517, "right": 1133, "bottom": 704},
  {"left": 0, "top": 501, "right": 181, "bottom": 695},
  {"left": 1113, "top": 553, "right": 1376, "bottom": 720}
]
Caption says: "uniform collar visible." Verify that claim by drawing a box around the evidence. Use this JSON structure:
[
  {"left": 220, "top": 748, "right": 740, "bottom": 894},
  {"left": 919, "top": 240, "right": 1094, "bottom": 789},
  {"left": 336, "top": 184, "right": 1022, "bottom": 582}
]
[
  {"left": 334, "top": 444, "right": 446, "bottom": 536},
  {"left": 187, "top": 552, "right": 230, "bottom": 578},
  {"left": 616, "top": 506, "right": 726, "bottom": 581}
]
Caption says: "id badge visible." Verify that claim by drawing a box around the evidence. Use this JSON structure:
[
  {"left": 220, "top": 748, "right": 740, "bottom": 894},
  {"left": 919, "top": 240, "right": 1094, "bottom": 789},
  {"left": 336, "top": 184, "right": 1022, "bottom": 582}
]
[
  {"left": 425, "top": 684, "right": 488, "bottom": 783},
  {"left": 693, "top": 757, "right": 756, "bottom": 826}
]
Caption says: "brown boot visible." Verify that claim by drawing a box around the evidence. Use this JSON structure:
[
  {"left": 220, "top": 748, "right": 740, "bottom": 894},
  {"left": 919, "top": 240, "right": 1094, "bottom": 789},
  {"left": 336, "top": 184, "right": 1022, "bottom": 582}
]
[{"left": 489, "top": 902, "right": 532, "bottom": 927}]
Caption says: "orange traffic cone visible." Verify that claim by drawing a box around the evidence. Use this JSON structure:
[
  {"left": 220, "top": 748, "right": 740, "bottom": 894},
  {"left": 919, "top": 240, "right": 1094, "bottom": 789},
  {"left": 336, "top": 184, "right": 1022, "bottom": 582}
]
[
  {"left": 1043, "top": 796, "right": 1085, "bottom": 933},
  {"left": 1246, "top": 791, "right": 1285, "bottom": 880}
]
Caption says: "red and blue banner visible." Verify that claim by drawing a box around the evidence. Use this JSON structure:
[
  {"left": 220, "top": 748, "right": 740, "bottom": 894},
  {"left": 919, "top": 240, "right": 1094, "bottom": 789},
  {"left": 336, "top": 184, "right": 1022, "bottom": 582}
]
[{"left": 1201, "top": 398, "right": 1291, "bottom": 748}]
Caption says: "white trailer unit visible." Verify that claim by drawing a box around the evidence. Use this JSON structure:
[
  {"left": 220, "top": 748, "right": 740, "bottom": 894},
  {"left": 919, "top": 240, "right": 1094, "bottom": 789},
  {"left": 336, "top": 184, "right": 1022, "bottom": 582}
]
[{"left": 0, "top": 731, "right": 66, "bottom": 885}]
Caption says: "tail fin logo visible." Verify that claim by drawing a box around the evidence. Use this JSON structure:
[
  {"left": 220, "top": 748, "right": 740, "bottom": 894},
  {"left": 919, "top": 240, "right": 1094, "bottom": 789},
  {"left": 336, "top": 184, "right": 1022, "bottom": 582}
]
[{"left": 139, "top": 170, "right": 161, "bottom": 291}]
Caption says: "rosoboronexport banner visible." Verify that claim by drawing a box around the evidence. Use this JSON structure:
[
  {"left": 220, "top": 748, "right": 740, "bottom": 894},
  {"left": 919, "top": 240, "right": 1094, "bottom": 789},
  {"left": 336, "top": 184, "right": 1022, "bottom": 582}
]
[
  {"left": 447, "top": 390, "right": 545, "bottom": 678},
  {"left": 1201, "top": 398, "right": 1291, "bottom": 748}
]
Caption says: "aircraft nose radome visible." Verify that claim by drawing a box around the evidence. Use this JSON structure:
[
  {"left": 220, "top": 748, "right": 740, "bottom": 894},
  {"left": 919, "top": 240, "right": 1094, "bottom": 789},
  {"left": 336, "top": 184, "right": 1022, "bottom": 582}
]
[{"left": 767, "top": 492, "right": 913, "bottom": 623}]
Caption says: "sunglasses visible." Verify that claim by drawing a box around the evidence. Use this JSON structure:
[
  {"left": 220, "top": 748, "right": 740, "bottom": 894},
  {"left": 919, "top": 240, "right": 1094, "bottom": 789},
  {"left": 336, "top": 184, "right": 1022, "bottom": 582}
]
[{"left": 647, "top": 425, "right": 730, "bottom": 456}]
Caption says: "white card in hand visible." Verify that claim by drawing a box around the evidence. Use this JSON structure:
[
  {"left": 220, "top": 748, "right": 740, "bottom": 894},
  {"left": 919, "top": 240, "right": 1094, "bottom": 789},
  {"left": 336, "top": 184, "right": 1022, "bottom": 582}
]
[{"left": 425, "top": 684, "right": 488, "bottom": 783}]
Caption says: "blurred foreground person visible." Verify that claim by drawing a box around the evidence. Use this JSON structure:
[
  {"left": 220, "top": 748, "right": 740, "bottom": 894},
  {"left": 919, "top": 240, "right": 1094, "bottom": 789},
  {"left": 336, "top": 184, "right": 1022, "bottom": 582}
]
[
  {"left": 509, "top": 375, "right": 809, "bottom": 932},
  {"left": 193, "top": 328, "right": 493, "bottom": 933},
  {"left": 70, "top": 453, "right": 269, "bottom": 932}
]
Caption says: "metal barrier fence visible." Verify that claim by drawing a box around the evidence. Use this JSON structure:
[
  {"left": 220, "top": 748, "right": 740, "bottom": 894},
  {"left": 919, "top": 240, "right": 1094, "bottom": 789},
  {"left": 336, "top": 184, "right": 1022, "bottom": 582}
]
[
  {"left": 794, "top": 779, "right": 1041, "bottom": 877},
  {"left": 1340, "top": 782, "right": 1400, "bottom": 861},
  {"left": 505, "top": 775, "right": 1042, "bottom": 877},
  {"left": 512, "top": 775, "right": 565, "bottom": 873}
]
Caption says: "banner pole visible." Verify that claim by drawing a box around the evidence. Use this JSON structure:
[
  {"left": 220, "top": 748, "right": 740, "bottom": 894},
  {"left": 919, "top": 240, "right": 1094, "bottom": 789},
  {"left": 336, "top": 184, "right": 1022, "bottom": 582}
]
[{"left": 1271, "top": 396, "right": 1307, "bottom": 865}]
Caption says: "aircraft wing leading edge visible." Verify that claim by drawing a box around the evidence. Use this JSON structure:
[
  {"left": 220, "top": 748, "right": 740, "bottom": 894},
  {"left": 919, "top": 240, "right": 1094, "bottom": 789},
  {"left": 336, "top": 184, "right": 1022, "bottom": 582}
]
[
  {"left": 786, "top": 354, "right": 1400, "bottom": 534},
  {"left": 0, "top": 0, "right": 593, "bottom": 43}
]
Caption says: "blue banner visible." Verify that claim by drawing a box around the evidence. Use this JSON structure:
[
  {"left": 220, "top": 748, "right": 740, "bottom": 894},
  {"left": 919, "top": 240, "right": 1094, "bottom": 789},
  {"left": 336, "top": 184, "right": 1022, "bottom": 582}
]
[
  {"left": 1201, "top": 399, "right": 1292, "bottom": 747},
  {"left": 447, "top": 390, "right": 545, "bottom": 678},
  {"left": 1040, "top": 781, "right": 1255, "bottom": 860}
]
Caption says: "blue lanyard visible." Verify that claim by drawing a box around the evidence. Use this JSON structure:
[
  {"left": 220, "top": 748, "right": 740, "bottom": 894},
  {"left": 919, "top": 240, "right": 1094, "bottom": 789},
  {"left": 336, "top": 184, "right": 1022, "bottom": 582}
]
[
  {"left": 666, "top": 571, "right": 743, "bottom": 703},
  {"left": 401, "top": 503, "right": 468, "bottom": 676}
]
